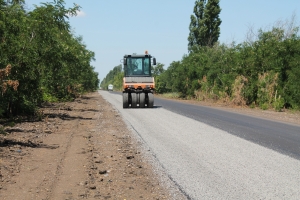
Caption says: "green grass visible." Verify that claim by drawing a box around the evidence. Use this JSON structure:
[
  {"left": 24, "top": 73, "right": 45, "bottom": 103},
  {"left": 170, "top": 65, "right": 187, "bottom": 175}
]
[{"left": 161, "top": 92, "right": 180, "bottom": 99}]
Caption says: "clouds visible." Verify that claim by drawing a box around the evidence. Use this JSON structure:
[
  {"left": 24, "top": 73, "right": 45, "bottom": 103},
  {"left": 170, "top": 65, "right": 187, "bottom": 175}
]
[
  {"left": 76, "top": 10, "right": 86, "bottom": 17},
  {"left": 68, "top": 10, "right": 86, "bottom": 17}
]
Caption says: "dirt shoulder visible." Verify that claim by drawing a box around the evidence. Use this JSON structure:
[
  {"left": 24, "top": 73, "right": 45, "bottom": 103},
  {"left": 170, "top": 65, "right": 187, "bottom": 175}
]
[
  {"left": 1, "top": 92, "right": 299, "bottom": 200},
  {"left": 0, "top": 92, "right": 184, "bottom": 200}
]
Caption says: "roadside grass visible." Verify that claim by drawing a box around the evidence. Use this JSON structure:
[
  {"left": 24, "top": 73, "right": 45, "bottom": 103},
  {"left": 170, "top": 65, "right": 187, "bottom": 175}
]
[{"left": 160, "top": 92, "right": 180, "bottom": 99}]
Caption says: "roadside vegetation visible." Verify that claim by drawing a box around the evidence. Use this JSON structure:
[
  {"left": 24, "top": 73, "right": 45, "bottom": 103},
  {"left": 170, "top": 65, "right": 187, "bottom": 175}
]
[
  {"left": 157, "top": 22, "right": 300, "bottom": 111},
  {"left": 0, "top": 0, "right": 99, "bottom": 118},
  {"left": 101, "top": 0, "right": 300, "bottom": 111},
  {"left": 100, "top": 64, "right": 123, "bottom": 91}
]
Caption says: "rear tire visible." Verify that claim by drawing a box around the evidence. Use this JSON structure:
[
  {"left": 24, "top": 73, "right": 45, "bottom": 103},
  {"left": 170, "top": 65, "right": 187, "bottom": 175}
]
[
  {"left": 131, "top": 93, "right": 137, "bottom": 108},
  {"left": 139, "top": 93, "right": 146, "bottom": 108},
  {"left": 148, "top": 93, "right": 154, "bottom": 108},
  {"left": 123, "top": 93, "right": 129, "bottom": 108}
]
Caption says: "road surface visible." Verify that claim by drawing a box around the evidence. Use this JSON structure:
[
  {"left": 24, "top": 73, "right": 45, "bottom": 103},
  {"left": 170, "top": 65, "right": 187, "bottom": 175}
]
[{"left": 99, "top": 91, "right": 300, "bottom": 200}]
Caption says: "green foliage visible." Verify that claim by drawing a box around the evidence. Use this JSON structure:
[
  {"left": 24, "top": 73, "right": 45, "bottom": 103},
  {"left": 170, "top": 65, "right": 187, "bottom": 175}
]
[
  {"left": 7, "top": 121, "right": 15, "bottom": 127},
  {"left": 0, "top": 126, "right": 6, "bottom": 135},
  {"left": 188, "top": 0, "right": 222, "bottom": 51},
  {"left": 256, "top": 71, "right": 279, "bottom": 108},
  {"left": 260, "top": 103, "right": 269, "bottom": 110},
  {"left": 42, "top": 91, "right": 59, "bottom": 103},
  {"left": 161, "top": 92, "right": 180, "bottom": 99},
  {"left": 188, "top": 0, "right": 205, "bottom": 50},
  {"left": 249, "top": 102, "right": 256, "bottom": 109},
  {"left": 273, "top": 95, "right": 285, "bottom": 112},
  {"left": 0, "top": 0, "right": 99, "bottom": 118},
  {"left": 283, "top": 37, "right": 300, "bottom": 109},
  {"left": 100, "top": 64, "right": 123, "bottom": 91},
  {"left": 113, "top": 71, "right": 124, "bottom": 90},
  {"left": 231, "top": 75, "right": 248, "bottom": 106},
  {"left": 151, "top": 63, "right": 165, "bottom": 78},
  {"left": 151, "top": 63, "right": 165, "bottom": 94},
  {"left": 158, "top": 22, "right": 300, "bottom": 111}
]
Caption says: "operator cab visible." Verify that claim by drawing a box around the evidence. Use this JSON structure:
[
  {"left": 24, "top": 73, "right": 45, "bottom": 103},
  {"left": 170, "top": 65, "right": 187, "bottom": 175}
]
[{"left": 123, "top": 53, "right": 156, "bottom": 77}]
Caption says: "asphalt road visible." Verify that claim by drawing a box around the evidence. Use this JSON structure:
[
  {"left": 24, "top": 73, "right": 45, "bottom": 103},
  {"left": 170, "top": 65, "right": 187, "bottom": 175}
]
[
  {"left": 99, "top": 91, "right": 300, "bottom": 200},
  {"left": 154, "top": 97, "right": 300, "bottom": 160}
]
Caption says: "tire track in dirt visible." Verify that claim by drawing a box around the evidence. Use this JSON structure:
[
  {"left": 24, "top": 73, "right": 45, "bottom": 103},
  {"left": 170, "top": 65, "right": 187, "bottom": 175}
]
[{"left": 45, "top": 118, "right": 81, "bottom": 199}]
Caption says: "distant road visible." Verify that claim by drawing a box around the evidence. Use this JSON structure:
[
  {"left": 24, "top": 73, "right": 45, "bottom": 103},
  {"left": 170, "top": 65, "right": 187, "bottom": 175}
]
[{"left": 100, "top": 91, "right": 300, "bottom": 200}]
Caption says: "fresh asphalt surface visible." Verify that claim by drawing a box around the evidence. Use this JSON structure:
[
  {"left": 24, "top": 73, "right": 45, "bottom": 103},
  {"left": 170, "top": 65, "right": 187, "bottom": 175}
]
[
  {"left": 99, "top": 91, "right": 300, "bottom": 200},
  {"left": 154, "top": 97, "right": 300, "bottom": 160}
]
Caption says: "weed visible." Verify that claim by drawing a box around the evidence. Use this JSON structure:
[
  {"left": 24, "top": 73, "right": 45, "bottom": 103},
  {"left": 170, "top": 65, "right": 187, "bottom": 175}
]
[
  {"left": 0, "top": 125, "right": 6, "bottom": 135},
  {"left": 162, "top": 92, "right": 180, "bottom": 99},
  {"left": 273, "top": 95, "right": 285, "bottom": 112},
  {"left": 7, "top": 121, "right": 15, "bottom": 127},
  {"left": 257, "top": 71, "right": 279, "bottom": 109},
  {"left": 34, "top": 110, "right": 44, "bottom": 121},
  {"left": 231, "top": 75, "right": 248, "bottom": 106},
  {"left": 260, "top": 103, "right": 269, "bottom": 110},
  {"left": 250, "top": 102, "right": 256, "bottom": 109}
]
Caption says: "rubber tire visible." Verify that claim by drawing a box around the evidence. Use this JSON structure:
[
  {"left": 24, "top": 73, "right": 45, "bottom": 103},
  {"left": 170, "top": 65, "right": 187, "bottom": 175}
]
[
  {"left": 139, "top": 93, "right": 146, "bottom": 108},
  {"left": 123, "top": 93, "right": 129, "bottom": 108},
  {"left": 148, "top": 93, "right": 154, "bottom": 108},
  {"left": 131, "top": 93, "right": 137, "bottom": 108}
]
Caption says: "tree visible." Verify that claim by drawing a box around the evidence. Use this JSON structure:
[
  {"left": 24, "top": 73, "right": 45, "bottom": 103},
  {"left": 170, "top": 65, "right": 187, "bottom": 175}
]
[
  {"left": 188, "top": 0, "right": 222, "bottom": 51},
  {"left": 100, "top": 65, "right": 123, "bottom": 91},
  {"left": 0, "top": 0, "right": 99, "bottom": 116},
  {"left": 1, "top": 0, "right": 24, "bottom": 6},
  {"left": 151, "top": 63, "right": 165, "bottom": 77}
]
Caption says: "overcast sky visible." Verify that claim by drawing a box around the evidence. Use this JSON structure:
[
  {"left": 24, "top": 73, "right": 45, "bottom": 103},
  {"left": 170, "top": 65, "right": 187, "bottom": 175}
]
[{"left": 25, "top": 0, "right": 300, "bottom": 82}]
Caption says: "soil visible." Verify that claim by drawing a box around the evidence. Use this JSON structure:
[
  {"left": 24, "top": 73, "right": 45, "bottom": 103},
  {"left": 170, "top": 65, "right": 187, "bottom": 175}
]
[{"left": 0, "top": 92, "right": 299, "bottom": 200}]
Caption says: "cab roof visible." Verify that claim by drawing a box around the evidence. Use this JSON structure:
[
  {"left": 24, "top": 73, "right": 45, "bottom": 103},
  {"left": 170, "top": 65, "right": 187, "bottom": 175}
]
[{"left": 123, "top": 54, "right": 152, "bottom": 58}]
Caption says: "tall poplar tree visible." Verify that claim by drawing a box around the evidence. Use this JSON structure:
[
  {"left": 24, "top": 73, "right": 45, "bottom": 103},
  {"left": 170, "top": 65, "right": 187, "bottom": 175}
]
[{"left": 188, "top": 0, "right": 222, "bottom": 51}]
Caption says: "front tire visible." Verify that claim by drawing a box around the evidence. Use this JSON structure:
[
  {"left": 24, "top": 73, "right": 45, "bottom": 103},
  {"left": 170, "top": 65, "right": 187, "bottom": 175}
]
[
  {"left": 123, "top": 93, "right": 129, "bottom": 108},
  {"left": 139, "top": 93, "right": 146, "bottom": 108},
  {"left": 148, "top": 93, "right": 154, "bottom": 108},
  {"left": 131, "top": 93, "right": 137, "bottom": 108}
]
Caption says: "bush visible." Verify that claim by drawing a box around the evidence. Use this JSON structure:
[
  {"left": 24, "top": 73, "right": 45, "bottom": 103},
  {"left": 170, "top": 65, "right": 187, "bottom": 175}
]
[{"left": 273, "top": 96, "right": 285, "bottom": 111}]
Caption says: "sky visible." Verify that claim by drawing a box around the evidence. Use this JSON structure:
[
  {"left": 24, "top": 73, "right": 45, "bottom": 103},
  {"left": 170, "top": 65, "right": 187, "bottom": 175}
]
[{"left": 25, "top": 0, "right": 300, "bottom": 83}]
